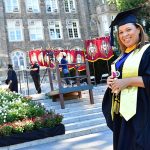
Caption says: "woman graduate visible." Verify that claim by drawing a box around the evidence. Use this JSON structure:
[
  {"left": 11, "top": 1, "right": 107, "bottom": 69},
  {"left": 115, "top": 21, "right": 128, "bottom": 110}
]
[{"left": 102, "top": 7, "right": 150, "bottom": 150}]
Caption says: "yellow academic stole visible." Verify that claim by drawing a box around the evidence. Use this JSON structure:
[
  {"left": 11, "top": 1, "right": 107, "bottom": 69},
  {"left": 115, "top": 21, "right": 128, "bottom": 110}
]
[
  {"left": 120, "top": 44, "right": 150, "bottom": 121},
  {"left": 111, "top": 44, "right": 150, "bottom": 121}
]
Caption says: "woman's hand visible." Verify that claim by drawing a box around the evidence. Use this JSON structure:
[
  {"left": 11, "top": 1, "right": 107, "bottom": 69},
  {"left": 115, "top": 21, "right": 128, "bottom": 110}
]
[
  {"left": 111, "top": 78, "right": 129, "bottom": 95},
  {"left": 107, "top": 75, "right": 114, "bottom": 88}
]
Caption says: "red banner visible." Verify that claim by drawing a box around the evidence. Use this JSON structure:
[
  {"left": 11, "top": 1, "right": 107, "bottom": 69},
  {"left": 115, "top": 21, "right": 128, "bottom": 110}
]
[
  {"left": 28, "top": 49, "right": 45, "bottom": 66},
  {"left": 28, "top": 36, "right": 113, "bottom": 70},
  {"left": 28, "top": 49, "right": 86, "bottom": 71},
  {"left": 85, "top": 36, "right": 114, "bottom": 62}
]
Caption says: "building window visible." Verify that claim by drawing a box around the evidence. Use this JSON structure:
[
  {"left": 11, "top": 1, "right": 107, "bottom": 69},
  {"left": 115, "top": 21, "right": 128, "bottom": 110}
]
[
  {"left": 11, "top": 51, "right": 27, "bottom": 70},
  {"left": 26, "top": 0, "right": 40, "bottom": 13},
  {"left": 4, "top": 0, "right": 20, "bottom": 13},
  {"left": 28, "top": 20, "right": 44, "bottom": 41},
  {"left": 45, "top": 0, "right": 58, "bottom": 13},
  {"left": 99, "top": 0, "right": 105, "bottom": 5},
  {"left": 48, "top": 20, "right": 62, "bottom": 40},
  {"left": 64, "top": 0, "right": 76, "bottom": 13},
  {"left": 7, "top": 19, "right": 24, "bottom": 42},
  {"left": 66, "top": 20, "right": 80, "bottom": 39}
]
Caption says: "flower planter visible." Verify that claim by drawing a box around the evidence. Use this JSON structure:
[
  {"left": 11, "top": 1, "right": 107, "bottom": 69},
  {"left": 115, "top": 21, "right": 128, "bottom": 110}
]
[{"left": 0, "top": 124, "right": 65, "bottom": 147}]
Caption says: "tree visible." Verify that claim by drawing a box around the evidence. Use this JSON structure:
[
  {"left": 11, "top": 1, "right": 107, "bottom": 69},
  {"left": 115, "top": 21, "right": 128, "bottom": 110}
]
[
  {"left": 107, "top": 0, "right": 150, "bottom": 36},
  {"left": 107, "top": 0, "right": 147, "bottom": 10}
]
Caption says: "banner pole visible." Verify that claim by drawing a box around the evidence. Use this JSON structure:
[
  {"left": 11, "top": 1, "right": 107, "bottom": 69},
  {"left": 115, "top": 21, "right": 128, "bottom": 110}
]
[
  {"left": 106, "top": 59, "right": 110, "bottom": 75},
  {"left": 92, "top": 60, "right": 96, "bottom": 85}
]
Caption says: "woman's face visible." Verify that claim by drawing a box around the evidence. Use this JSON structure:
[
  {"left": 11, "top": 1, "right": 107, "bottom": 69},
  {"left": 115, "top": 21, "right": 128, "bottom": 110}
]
[{"left": 118, "top": 23, "right": 140, "bottom": 48}]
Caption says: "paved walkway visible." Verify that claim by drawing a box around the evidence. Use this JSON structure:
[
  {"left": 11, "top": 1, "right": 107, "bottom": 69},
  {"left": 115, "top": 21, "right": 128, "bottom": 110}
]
[{"left": 19, "top": 130, "right": 113, "bottom": 150}]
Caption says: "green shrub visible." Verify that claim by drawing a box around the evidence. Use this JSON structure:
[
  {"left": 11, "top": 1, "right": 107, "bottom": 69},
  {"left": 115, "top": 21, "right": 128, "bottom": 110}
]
[
  {"left": 44, "top": 118, "right": 55, "bottom": 128},
  {"left": 23, "top": 121, "right": 34, "bottom": 131},
  {"left": 34, "top": 117, "right": 44, "bottom": 129},
  {"left": 0, "top": 124, "right": 13, "bottom": 136},
  {"left": 12, "top": 122, "right": 24, "bottom": 134},
  {"left": 0, "top": 89, "right": 64, "bottom": 136},
  {"left": 26, "top": 103, "right": 46, "bottom": 118}
]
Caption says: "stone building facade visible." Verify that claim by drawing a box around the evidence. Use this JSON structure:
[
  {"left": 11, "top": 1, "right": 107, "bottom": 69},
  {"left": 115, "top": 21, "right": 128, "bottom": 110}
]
[
  {"left": 0, "top": 0, "right": 117, "bottom": 74},
  {"left": 0, "top": 0, "right": 9, "bottom": 77}
]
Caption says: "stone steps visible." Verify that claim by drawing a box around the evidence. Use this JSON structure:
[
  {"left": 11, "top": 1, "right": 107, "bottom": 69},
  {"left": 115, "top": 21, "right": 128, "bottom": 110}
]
[
  {"left": 54, "top": 102, "right": 102, "bottom": 114},
  {"left": 63, "top": 112, "right": 103, "bottom": 124},
  {"left": 65, "top": 117, "right": 105, "bottom": 131},
  {"left": 66, "top": 123, "right": 108, "bottom": 136},
  {"left": 61, "top": 106, "right": 102, "bottom": 117}
]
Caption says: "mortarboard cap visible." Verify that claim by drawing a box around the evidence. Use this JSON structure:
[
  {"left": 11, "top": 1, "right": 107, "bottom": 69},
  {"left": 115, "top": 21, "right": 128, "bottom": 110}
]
[{"left": 110, "top": 7, "right": 141, "bottom": 46}]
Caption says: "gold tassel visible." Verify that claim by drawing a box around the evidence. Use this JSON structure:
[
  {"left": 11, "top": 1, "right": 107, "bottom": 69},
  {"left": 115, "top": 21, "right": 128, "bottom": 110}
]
[
  {"left": 111, "top": 94, "right": 120, "bottom": 120},
  {"left": 114, "top": 96, "right": 120, "bottom": 114},
  {"left": 111, "top": 94, "right": 115, "bottom": 120}
]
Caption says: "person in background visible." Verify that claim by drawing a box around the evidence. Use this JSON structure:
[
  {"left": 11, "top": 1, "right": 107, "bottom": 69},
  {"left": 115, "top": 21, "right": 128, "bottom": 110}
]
[
  {"left": 49, "top": 59, "right": 55, "bottom": 69},
  {"left": 30, "top": 61, "right": 41, "bottom": 94},
  {"left": 60, "top": 53, "right": 70, "bottom": 85},
  {"left": 6, "top": 64, "right": 18, "bottom": 93},
  {"left": 102, "top": 7, "right": 150, "bottom": 150}
]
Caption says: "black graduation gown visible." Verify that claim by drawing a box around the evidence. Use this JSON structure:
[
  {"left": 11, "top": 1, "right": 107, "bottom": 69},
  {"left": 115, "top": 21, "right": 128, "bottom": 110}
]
[
  {"left": 102, "top": 45, "right": 150, "bottom": 150},
  {"left": 7, "top": 69, "right": 18, "bottom": 93}
]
